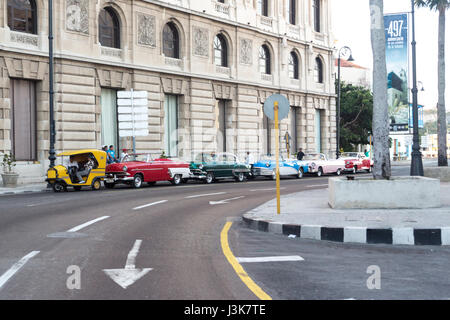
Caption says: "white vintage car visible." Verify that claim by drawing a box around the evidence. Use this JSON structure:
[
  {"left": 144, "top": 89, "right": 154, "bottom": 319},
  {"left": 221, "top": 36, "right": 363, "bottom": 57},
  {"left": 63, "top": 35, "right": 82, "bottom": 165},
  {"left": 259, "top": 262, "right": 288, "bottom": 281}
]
[{"left": 303, "top": 153, "right": 346, "bottom": 177}]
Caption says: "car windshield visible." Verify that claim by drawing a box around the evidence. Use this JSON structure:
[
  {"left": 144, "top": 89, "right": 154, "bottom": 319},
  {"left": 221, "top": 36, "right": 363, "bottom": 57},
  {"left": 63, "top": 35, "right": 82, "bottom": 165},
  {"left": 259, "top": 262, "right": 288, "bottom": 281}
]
[
  {"left": 341, "top": 153, "right": 359, "bottom": 158},
  {"left": 124, "top": 154, "right": 150, "bottom": 162},
  {"left": 259, "top": 155, "right": 284, "bottom": 162},
  {"left": 303, "top": 154, "right": 321, "bottom": 160}
]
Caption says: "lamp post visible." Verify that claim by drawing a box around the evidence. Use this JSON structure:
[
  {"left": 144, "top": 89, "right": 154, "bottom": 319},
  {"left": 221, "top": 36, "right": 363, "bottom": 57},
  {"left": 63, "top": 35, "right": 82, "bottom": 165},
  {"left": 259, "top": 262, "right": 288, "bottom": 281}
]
[
  {"left": 48, "top": 0, "right": 56, "bottom": 168},
  {"left": 410, "top": 0, "right": 424, "bottom": 176},
  {"left": 336, "top": 46, "right": 354, "bottom": 159}
]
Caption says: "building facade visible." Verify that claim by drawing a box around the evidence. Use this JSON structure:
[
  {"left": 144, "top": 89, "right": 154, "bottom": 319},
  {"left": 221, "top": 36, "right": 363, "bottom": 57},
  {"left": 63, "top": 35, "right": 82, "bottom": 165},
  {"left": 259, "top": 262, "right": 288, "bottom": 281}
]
[{"left": 0, "top": 0, "right": 336, "bottom": 183}]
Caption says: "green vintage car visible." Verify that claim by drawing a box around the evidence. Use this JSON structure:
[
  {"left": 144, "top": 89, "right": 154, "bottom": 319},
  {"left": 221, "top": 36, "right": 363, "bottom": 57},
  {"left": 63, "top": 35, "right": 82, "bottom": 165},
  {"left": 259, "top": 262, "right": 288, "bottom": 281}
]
[{"left": 190, "top": 152, "right": 251, "bottom": 184}]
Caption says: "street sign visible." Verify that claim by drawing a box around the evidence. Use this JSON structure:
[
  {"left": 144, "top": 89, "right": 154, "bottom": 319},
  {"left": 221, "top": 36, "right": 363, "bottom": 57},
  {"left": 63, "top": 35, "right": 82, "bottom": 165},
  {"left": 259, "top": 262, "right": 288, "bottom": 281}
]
[
  {"left": 117, "top": 90, "right": 149, "bottom": 138},
  {"left": 263, "top": 94, "right": 290, "bottom": 121}
]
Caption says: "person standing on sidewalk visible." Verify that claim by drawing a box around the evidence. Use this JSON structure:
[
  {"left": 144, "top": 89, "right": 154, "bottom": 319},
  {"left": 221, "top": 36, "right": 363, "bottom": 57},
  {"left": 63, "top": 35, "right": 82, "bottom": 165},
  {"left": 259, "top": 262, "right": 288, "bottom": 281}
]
[{"left": 297, "top": 148, "right": 305, "bottom": 161}]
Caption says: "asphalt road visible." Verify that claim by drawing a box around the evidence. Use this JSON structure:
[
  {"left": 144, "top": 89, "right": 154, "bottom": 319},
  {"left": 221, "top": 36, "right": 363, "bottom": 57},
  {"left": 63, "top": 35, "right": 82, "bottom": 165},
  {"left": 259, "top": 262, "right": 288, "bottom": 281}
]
[{"left": 0, "top": 163, "right": 449, "bottom": 300}]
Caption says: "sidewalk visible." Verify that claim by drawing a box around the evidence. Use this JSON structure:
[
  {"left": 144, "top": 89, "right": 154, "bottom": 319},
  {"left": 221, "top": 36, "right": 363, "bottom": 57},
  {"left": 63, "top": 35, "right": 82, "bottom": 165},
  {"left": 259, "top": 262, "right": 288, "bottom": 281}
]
[
  {"left": 243, "top": 182, "right": 450, "bottom": 246},
  {"left": 0, "top": 183, "right": 50, "bottom": 196}
]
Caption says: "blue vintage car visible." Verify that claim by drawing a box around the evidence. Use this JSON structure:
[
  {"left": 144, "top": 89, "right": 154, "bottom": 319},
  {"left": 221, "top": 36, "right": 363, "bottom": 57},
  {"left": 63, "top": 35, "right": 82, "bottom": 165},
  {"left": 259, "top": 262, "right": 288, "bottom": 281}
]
[{"left": 250, "top": 155, "right": 309, "bottom": 179}]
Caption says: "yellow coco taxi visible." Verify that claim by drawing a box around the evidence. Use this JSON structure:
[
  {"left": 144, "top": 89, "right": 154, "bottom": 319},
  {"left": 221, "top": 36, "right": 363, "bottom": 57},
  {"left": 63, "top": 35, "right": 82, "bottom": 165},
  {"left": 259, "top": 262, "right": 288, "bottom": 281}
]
[{"left": 46, "top": 149, "right": 107, "bottom": 192}]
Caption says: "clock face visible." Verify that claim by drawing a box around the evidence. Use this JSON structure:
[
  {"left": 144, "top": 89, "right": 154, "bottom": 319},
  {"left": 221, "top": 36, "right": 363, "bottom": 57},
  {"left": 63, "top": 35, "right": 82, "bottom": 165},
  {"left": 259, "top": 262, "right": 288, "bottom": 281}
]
[{"left": 66, "top": 4, "right": 81, "bottom": 32}]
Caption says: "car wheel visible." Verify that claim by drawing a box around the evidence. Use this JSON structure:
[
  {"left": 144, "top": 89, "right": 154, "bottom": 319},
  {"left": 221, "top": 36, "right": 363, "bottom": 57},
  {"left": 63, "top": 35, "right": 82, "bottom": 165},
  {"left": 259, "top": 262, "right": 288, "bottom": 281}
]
[
  {"left": 297, "top": 168, "right": 304, "bottom": 179},
  {"left": 352, "top": 166, "right": 357, "bottom": 174},
  {"left": 367, "top": 166, "right": 373, "bottom": 173},
  {"left": 91, "top": 179, "right": 101, "bottom": 191},
  {"left": 271, "top": 170, "right": 276, "bottom": 180},
  {"left": 171, "top": 174, "right": 182, "bottom": 185},
  {"left": 52, "top": 182, "right": 66, "bottom": 193},
  {"left": 317, "top": 168, "right": 323, "bottom": 177},
  {"left": 336, "top": 169, "right": 342, "bottom": 176},
  {"left": 133, "top": 174, "right": 143, "bottom": 188},
  {"left": 104, "top": 182, "right": 115, "bottom": 189},
  {"left": 205, "top": 172, "right": 214, "bottom": 184},
  {"left": 235, "top": 172, "right": 245, "bottom": 182}
]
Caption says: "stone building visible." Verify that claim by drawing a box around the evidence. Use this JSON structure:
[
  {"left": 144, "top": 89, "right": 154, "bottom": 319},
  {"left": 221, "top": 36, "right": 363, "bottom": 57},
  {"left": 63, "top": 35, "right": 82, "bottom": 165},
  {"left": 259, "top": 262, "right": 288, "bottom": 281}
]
[{"left": 0, "top": 0, "right": 336, "bottom": 183}]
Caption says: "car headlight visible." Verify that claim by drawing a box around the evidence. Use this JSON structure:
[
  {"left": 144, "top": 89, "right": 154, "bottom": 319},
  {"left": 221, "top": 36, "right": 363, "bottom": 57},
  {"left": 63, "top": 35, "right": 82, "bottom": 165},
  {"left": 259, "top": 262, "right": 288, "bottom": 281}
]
[{"left": 122, "top": 166, "right": 128, "bottom": 172}]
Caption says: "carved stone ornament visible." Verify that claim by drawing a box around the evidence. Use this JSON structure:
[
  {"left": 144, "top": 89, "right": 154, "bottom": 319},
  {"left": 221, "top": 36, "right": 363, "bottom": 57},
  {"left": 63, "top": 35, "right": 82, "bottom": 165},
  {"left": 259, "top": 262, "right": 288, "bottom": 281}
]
[
  {"left": 66, "top": 0, "right": 89, "bottom": 34},
  {"left": 239, "top": 38, "right": 252, "bottom": 65},
  {"left": 137, "top": 13, "right": 156, "bottom": 47},
  {"left": 192, "top": 26, "right": 209, "bottom": 57}
]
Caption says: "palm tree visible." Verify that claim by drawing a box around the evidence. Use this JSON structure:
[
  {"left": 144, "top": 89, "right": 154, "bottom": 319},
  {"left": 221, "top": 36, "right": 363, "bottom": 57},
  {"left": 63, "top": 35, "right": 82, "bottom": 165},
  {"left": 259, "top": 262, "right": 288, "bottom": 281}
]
[
  {"left": 370, "top": 0, "right": 391, "bottom": 179},
  {"left": 415, "top": 0, "right": 449, "bottom": 166}
]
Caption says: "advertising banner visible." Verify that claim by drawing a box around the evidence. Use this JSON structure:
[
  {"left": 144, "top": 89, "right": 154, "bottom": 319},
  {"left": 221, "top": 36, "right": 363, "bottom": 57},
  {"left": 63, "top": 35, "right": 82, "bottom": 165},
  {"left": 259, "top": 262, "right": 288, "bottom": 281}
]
[{"left": 384, "top": 13, "right": 409, "bottom": 132}]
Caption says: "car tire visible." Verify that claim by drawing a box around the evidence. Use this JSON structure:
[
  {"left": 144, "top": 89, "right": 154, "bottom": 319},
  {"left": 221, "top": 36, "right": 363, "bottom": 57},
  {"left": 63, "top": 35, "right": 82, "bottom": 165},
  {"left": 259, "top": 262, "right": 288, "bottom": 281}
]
[
  {"left": 336, "top": 168, "right": 342, "bottom": 176},
  {"left": 367, "top": 166, "right": 373, "bottom": 173},
  {"left": 52, "top": 182, "right": 66, "bottom": 193},
  {"left": 133, "top": 174, "right": 143, "bottom": 188},
  {"left": 235, "top": 172, "right": 245, "bottom": 182},
  {"left": 104, "top": 182, "right": 115, "bottom": 189},
  {"left": 271, "top": 170, "right": 276, "bottom": 180},
  {"left": 205, "top": 172, "right": 214, "bottom": 184},
  {"left": 171, "top": 174, "right": 182, "bottom": 185},
  {"left": 352, "top": 166, "right": 357, "bottom": 174},
  {"left": 91, "top": 179, "right": 101, "bottom": 191},
  {"left": 297, "top": 168, "right": 304, "bottom": 179},
  {"left": 317, "top": 168, "right": 323, "bottom": 177}
]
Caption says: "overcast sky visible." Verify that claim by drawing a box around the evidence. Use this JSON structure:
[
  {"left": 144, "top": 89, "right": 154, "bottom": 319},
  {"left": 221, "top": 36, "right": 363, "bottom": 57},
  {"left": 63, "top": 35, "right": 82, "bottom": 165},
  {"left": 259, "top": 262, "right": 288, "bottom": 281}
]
[{"left": 330, "top": 0, "right": 450, "bottom": 112}]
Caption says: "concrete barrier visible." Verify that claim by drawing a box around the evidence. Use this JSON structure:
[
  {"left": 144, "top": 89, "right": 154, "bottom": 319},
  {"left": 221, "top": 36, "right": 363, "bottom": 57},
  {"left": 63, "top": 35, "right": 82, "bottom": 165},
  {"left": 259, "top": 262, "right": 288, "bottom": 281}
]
[
  {"left": 328, "top": 176, "right": 441, "bottom": 209},
  {"left": 424, "top": 167, "right": 450, "bottom": 182}
]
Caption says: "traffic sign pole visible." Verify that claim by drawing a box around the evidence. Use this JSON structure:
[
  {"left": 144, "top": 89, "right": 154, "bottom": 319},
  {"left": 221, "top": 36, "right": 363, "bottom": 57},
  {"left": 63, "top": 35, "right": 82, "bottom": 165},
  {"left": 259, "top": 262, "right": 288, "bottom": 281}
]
[{"left": 275, "top": 101, "right": 281, "bottom": 215}]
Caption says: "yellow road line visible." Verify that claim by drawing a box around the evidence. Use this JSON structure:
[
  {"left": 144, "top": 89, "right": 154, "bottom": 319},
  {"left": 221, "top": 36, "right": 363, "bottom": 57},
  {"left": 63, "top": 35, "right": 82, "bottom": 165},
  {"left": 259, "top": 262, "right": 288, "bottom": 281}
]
[{"left": 220, "top": 221, "right": 272, "bottom": 300}]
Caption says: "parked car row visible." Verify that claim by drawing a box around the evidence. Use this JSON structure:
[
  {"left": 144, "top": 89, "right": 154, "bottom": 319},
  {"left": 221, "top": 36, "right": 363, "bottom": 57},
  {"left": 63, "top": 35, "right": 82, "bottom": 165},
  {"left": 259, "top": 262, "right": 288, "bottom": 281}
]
[{"left": 45, "top": 149, "right": 373, "bottom": 192}]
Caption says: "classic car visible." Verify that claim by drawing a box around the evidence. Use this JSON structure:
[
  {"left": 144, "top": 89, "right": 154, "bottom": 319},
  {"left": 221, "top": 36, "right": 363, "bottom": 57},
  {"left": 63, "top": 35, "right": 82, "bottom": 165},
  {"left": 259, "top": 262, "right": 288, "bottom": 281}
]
[
  {"left": 189, "top": 152, "right": 251, "bottom": 184},
  {"left": 341, "top": 152, "right": 374, "bottom": 173},
  {"left": 105, "top": 154, "right": 191, "bottom": 188},
  {"left": 303, "top": 153, "right": 346, "bottom": 177},
  {"left": 251, "top": 155, "right": 309, "bottom": 179}
]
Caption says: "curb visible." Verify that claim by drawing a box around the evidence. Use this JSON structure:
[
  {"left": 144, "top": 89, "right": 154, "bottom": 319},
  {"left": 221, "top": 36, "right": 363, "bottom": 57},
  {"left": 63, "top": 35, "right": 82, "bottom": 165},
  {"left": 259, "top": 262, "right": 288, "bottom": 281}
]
[
  {"left": 242, "top": 216, "right": 450, "bottom": 246},
  {"left": 0, "top": 189, "right": 50, "bottom": 196}
]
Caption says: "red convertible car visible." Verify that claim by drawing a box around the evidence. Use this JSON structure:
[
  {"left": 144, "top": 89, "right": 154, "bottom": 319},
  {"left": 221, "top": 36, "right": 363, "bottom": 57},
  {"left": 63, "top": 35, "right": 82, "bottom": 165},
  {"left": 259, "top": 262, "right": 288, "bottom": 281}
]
[
  {"left": 341, "top": 152, "right": 374, "bottom": 173},
  {"left": 105, "top": 154, "right": 191, "bottom": 188}
]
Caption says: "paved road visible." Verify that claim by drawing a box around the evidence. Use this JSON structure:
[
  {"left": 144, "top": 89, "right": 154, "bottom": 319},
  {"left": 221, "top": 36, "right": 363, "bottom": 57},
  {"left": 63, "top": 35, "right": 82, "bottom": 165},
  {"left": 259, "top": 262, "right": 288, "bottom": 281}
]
[{"left": 1, "top": 164, "right": 449, "bottom": 300}]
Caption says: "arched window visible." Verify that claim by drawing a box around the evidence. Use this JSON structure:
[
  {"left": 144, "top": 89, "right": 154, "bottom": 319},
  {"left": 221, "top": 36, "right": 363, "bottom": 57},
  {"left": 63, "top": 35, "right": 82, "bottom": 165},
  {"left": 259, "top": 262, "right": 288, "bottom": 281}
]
[
  {"left": 313, "top": 0, "right": 321, "bottom": 32},
  {"left": 7, "top": 0, "right": 37, "bottom": 34},
  {"left": 259, "top": 45, "right": 271, "bottom": 75},
  {"left": 257, "top": 0, "right": 269, "bottom": 17},
  {"left": 314, "top": 57, "right": 324, "bottom": 83},
  {"left": 288, "top": 51, "right": 299, "bottom": 79},
  {"left": 99, "top": 7, "right": 120, "bottom": 49},
  {"left": 214, "top": 34, "right": 228, "bottom": 67},
  {"left": 163, "top": 22, "right": 180, "bottom": 59}
]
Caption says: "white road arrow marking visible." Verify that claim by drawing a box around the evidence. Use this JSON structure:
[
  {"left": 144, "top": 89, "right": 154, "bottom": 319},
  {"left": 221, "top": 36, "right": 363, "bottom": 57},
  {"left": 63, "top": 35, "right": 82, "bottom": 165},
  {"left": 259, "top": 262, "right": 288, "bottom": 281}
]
[
  {"left": 103, "top": 239, "right": 152, "bottom": 289},
  {"left": 209, "top": 196, "right": 245, "bottom": 205}
]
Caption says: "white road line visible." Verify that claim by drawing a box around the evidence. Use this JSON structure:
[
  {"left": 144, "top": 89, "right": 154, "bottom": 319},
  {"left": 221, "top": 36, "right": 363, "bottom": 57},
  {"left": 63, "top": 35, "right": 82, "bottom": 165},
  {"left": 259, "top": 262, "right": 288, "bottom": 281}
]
[
  {"left": 125, "top": 240, "right": 142, "bottom": 269},
  {"left": 133, "top": 200, "right": 168, "bottom": 211},
  {"left": 0, "top": 251, "right": 40, "bottom": 290},
  {"left": 209, "top": 196, "right": 245, "bottom": 205},
  {"left": 66, "top": 216, "right": 110, "bottom": 232},
  {"left": 250, "top": 188, "right": 286, "bottom": 192},
  {"left": 184, "top": 192, "right": 227, "bottom": 199},
  {"left": 235, "top": 256, "right": 304, "bottom": 263}
]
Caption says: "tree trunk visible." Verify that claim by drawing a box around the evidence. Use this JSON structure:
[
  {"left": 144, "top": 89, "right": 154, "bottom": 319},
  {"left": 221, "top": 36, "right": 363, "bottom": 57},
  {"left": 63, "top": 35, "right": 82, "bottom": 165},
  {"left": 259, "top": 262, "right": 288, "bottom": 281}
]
[
  {"left": 370, "top": 0, "right": 391, "bottom": 179},
  {"left": 437, "top": 8, "right": 448, "bottom": 166}
]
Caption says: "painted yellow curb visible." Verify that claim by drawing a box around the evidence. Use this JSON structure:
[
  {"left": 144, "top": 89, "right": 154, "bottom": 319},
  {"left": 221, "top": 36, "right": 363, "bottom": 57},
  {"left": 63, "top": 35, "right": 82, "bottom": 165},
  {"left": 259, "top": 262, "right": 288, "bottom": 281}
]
[{"left": 220, "top": 221, "right": 272, "bottom": 300}]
